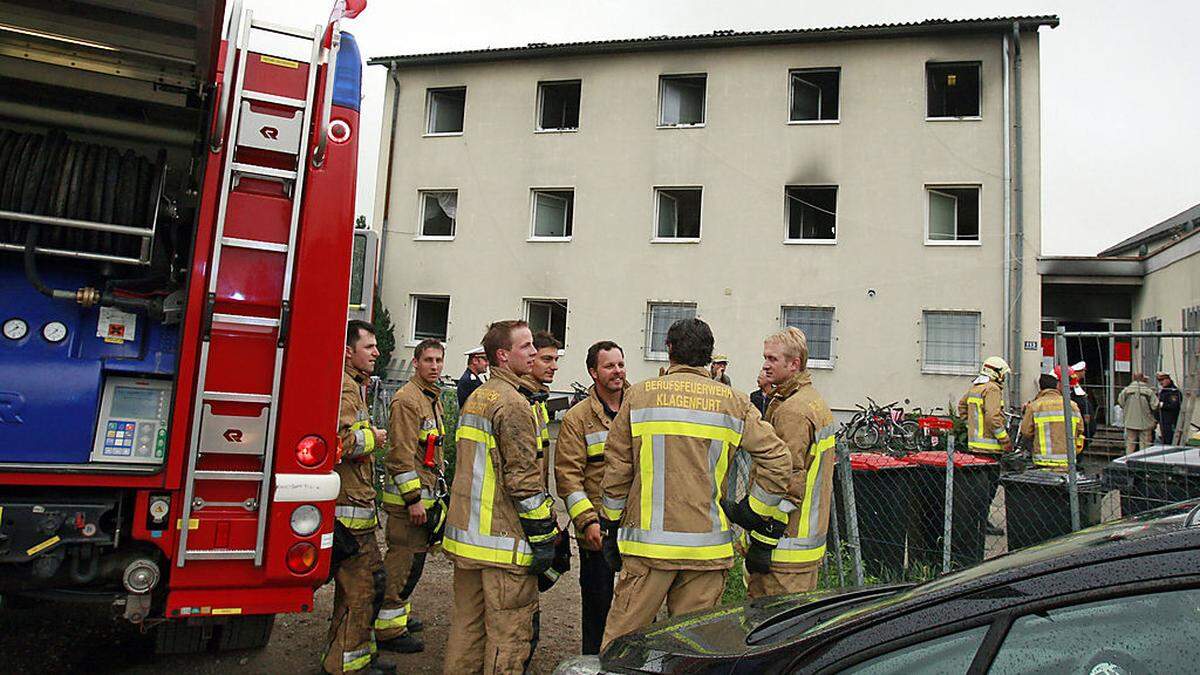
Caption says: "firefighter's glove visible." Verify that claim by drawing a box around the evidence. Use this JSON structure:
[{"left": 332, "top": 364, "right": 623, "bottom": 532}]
[
  {"left": 600, "top": 517, "right": 623, "bottom": 572},
  {"left": 517, "top": 493, "right": 558, "bottom": 576},
  {"left": 537, "top": 532, "right": 572, "bottom": 592},
  {"left": 721, "top": 495, "right": 776, "bottom": 534},
  {"left": 423, "top": 499, "right": 447, "bottom": 547},
  {"left": 744, "top": 519, "right": 785, "bottom": 575}
]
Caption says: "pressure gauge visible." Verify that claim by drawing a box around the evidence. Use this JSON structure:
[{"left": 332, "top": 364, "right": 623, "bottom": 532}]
[
  {"left": 3, "top": 318, "right": 27, "bottom": 340},
  {"left": 42, "top": 321, "right": 68, "bottom": 343}
]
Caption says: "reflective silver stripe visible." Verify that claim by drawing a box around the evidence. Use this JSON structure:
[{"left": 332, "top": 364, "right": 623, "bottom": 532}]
[
  {"left": 708, "top": 439, "right": 725, "bottom": 532},
  {"left": 516, "top": 492, "right": 550, "bottom": 513},
  {"left": 343, "top": 647, "right": 371, "bottom": 663},
  {"left": 631, "top": 407, "right": 744, "bottom": 434},
  {"left": 565, "top": 491, "right": 590, "bottom": 510},
  {"left": 353, "top": 429, "right": 366, "bottom": 453},
  {"left": 420, "top": 488, "right": 437, "bottom": 501},
  {"left": 585, "top": 431, "right": 608, "bottom": 447},
  {"left": 458, "top": 413, "right": 494, "bottom": 435},
  {"left": 467, "top": 444, "right": 488, "bottom": 534},
  {"left": 393, "top": 471, "right": 420, "bottom": 486},
  {"left": 777, "top": 533, "right": 827, "bottom": 549},
  {"left": 602, "top": 496, "right": 626, "bottom": 512},
  {"left": 445, "top": 525, "right": 533, "bottom": 555},
  {"left": 382, "top": 482, "right": 401, "bottom": 495},
  {"left": 618, "top": 527, "right": 733, "bottom": 547},
  {"left": 749, "top": 483, "right": 783, "bottom": 507},
  {"left": 377, "top": 606, "right": 407, "bottom": 620},
  {"left": 335, "top": 505, "right": 375, "bottom": 519},
  {"left": 798, "top": 426, "right": 835, "bottom": 543},
  {"left": 778, "top": 499, "right": 798, "bottom": 514},
  {"left": 651, "top": 434, "right": 666, "bottom": 529}
]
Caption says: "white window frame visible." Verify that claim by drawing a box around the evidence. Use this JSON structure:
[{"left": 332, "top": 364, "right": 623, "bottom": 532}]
[
  {"left": 657, "top": 74, "right": 708, "bottom": 128},
  {"left": 535, "top": 79, "right": 582, "bottom": 133},
  {"left": 925, "top": 61, "right": 983, "bottom": 122},
  {"left": 524, "top": 298, "right": 569, "bottom": 346},
  {"left": 415, "top": 189, "right": 457, "bottom": 240},
  {"left": 921, "top": 310, "right": 982, "bottom": 376},
  {"left": 652, "top": 186, "right": 703, "bottom": 243},
  {"left": 645, "top": 301, "right": 698, "bottom": 361},
  {"left": 424, "top": 86, "right": 466, "bottom": 136},
  {"left": 924, "top": 183, "right": 982, "bottom": 246},
  {"left": 528, "top": 188, "right": 574, "bottom": 241},
  {"left": 784, "top": 184, "right": 838, "bottom": 244},
  {"left": 780, "top": 306, "right": 836, "bottom": 369},
  {"left": 409, "top": 294, "right": 451, "bottom": 345},
  {"left": 787, "top": 67, "right": 841, "bottom": 125}
]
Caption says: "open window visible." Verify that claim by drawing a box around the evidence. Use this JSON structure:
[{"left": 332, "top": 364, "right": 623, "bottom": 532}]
[
  {"left": 927, "top": 62, "right": 981, "bottom": 119},
  {"left": 537, "top": 80, "right": 581, "bottom": 131},
  {"left": 525, "top": 299, "right": 568, "bottom": 345},
  {"left": 530, "top": 189, "right": 574, "bottom": 239},
  {"left": 426, "top": 87, "right": 466, "bottom": 134},
  {"left": 786, "top": 186, "right": 837, "bottom": 242},
  {"left": 659, "top": 74, "right": 706, "bottom": 127},
  {"left": 411, "top": 295, "right": 450, "bottom": 342},
  {"left": 418, "top": 190, "right": 456, "bottom": 238},
  {"left": 781, "top": 306, "right": 836, "bottom": 368},
  {"left": 789, "top": 68, "right": 840, "bottom": 122},
  {"left": 645, "top": 302, "right": 697, "bottom": 360},
  {"left": 926, "top": 186, "right": 980, "bottom": 243},
  {"left": 655, "top": 188, "right": 702, "bottom": 240},
  {"left": 923, "top": 310, "right": 980, "bottom": 375}
]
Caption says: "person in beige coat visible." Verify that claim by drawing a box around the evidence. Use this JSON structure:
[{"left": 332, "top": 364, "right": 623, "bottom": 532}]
[{"left": 1118, "top": 373, "right": 1160, "bottom": 454}]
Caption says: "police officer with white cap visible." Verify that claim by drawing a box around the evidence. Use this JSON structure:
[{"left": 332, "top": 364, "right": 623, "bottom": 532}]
[{"left": 456, "top": 345, "right": 489, "bottom": 409}]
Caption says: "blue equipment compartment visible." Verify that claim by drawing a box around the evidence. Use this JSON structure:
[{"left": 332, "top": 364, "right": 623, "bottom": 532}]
[{"left": 0, "top": 263, "right": 178, "bottom": 465}]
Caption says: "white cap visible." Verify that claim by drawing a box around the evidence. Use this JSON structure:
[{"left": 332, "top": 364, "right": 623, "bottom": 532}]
[
  {"left": 464, "top": 346, "right": 485, "bottom": 356},
  {"left": 1072, "top": 361, "right": 1087, "bottom": 371}
]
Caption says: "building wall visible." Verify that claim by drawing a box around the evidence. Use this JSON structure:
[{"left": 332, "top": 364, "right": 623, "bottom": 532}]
[
  {"left": 1132, "top": 250, "right": 1200, "bottom": 432},
  {"left": 373, "top": 31, "right": 1044, "bottom": 412}
]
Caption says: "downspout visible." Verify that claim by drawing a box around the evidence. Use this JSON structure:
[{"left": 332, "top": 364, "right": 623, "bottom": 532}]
[
  {"left": 1010, "top": 21, "right": 1025, "bottom": 405},
  {"left": 376, "top": 63, "right": 402, "bottom": 304},
  {"left": 1002, "top": 30, "right": 1013, "bottom": 406}
]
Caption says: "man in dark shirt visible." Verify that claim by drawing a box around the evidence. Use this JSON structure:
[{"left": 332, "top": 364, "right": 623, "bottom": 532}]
[
  {"left": 1157, "top": 372, "right": 1183, "bottom": 444},
  {"left": 455, "top": 346, "right": 489, "bottom": 409},
  {"left": 750, "top": 368, "right": 773, "bottom": 416}
]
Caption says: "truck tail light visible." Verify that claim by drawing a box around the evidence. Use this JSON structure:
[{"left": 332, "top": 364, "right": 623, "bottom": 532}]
[
  {"left": 290, "top": 504, "right": 321, "bottom": 537},
  {"left": 286, "top": 542, "right": 318, "bottom": 574},
  {"left": 296, "top": 435, "right": 327, "bottom": 468}
]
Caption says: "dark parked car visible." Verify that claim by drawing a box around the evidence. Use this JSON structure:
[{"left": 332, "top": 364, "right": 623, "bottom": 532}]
[{"left": 556, "top": 500, "right": 1200, "bottom": 674}]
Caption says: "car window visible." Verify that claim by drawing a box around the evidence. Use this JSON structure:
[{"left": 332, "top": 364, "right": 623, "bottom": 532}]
[
  {"left": 838, "top": 625, "right": 988, "bottom": 674},
  {"left": 989, "top": 588, "right": 1200, "bottom": 674}
]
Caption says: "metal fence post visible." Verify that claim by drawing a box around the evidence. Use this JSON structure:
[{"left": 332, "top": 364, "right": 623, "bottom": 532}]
[
  {"left": 829, "top": 491, "right": 846, "bottom": 587},
  {"left": 943, "top": 434, "right": 955, "bottom": 574},
  {"left": 836, "top": 439, "right": 864, "bottom": 586},
  {"left": 1056, "top": 327, "right": 1082, "bottom": 531}
]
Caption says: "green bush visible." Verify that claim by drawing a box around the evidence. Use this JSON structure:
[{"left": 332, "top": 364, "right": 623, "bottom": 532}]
[{"left": 440, "top": 388, "right": 459, "bottom": 487}]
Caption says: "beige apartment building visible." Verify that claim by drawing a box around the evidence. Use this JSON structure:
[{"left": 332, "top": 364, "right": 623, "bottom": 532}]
[{"left": 368, "top": 17, "right": 1055, "bottom": 414}]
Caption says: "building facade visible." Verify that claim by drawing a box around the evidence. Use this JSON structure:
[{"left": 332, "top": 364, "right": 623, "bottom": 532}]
[{"left": 369, "top": 17, "right": 1053, "bottom": 413}]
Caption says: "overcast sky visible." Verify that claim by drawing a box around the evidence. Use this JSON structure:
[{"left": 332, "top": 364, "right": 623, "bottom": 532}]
[{"left": 242, "top": 0, "right": 1200, "bottom": 256}]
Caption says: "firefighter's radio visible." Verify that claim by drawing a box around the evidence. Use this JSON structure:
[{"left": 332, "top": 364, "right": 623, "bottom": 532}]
[{"left": 90, "top": 377, "right": 172, "bottom": 464}]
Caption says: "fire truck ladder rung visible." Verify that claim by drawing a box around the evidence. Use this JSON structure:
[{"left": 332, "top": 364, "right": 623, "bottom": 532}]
[
  {"left": 241, "top": 90, "right": 308, "bottom": 108},
  {"left": 193, "top": 470, "right": 265, "bottom": 481},
  {"left": 221, "top": 236, "right": 288, "bottom": 253},
  {"left": 185, "top": 549, "right": 258, "bottom": 561},
  {"left": 231, "top": 162, "right": 297, "bottom": 181},
  {"left": 211, "top": 313, "right": 280, "bottom": 328},
  {"left": 250, "top": 18, "right": 317, "bottom": 40},
  {"left": 203, "top": 391, "right": 273, "bottom": 404}
]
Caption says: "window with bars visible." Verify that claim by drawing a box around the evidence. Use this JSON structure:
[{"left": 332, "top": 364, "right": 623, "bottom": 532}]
[
  {"left": 411, "top": 295, "right": 450, "bottom": 342},
  {"left": 526, "top": 299, "right": 568, "bottom": 345},
  {"left": 646, "top": 302, "right": 697, "bottom": 360},
  {"left": 781, "top": 306, "right": 835, "bottom": 368},
  {"left": 923, "top": 311, "right": 981, "bottom": 374}
]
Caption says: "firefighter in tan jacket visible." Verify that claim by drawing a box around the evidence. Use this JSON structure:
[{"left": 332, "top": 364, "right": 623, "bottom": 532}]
[
  {"left": 748, "top": 327, "right": 837, "bottom": 597},
  {"left": 1020, "top": 374, "right": 1085, "bottom": 470},
  {"left": 600, "top": 318, "right": 791, "bottom": 648},
  {"left": 325, "top": 320, "right": 389, "bottom": 675},
  {"left": 376, "top": 339, "right": 447, "bottom": 653},
  {"left": 443, "top": 321, "right": 558, "bottom": 674},
  {"left": 957, "top": 356, "right": 1013, "bottom": 455},
  {"left": 554, "top": 340, "right": 628, "bottom": 654},
  {"left": 520, "top": 331, "right": 560, "bottom": 480}
]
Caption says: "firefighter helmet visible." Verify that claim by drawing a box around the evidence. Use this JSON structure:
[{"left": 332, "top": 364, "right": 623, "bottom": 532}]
[{"left": 981, "top": 356, "right": 1011, "bottom": 383}]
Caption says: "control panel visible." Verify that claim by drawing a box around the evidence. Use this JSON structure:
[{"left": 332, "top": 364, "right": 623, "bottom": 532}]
[{"left": 90, "top": 376, "right": 173, "bottom": 464}]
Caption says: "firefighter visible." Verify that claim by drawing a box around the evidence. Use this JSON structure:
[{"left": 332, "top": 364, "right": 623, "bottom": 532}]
[
  {"left": 600, "top": 318, "right": 791, "bottom": 649},
  {"left": 746, "top": 327, "right": 836, "bottom": 597},
  {"left": 1020, "top": 373, "right": 1085, "bottom": 470},
  {"left": 521, "top": 331, "right": 559, "bottom": 478},
  {"left": 957, "top": 356, "right": 1013, "bottom": 455},
  {"left": 443, "top": 320, "right": 558, "bottom": 674},
  {"left": 554, "top": 340, "right": 628, "bottom": 654},
  {"left": 325, "top": 320, "right": 392, "bottom": 675},
  {"left": 376, "top": 339, "right": 448, "bottom": 653}
]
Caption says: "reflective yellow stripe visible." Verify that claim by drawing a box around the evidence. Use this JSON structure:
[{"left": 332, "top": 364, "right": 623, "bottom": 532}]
[
  {"left": 601, "top": 505, "right": 623, "bottom": 520},
  {"left": 638, "top": 434, "right": 653, "bottom": 530},
  {"left": 617, "top": 539, "right": 733, "bottom": 560},
  {"left": 749, "top": 493, "right": 776, "bottom": 520},
  {"left": 567, "top": 496, "right": 594, "bottom": 520},
  {"left": 397, "top": 478, "right": 422, "bottom": 495},
  {"left": 380, "top": 491, "right": 406, "bottom": 505},
  {"left": 771, "top": 544, "right": 826, "bottom": 563},
  {"left": 630, "top": 421, "right": 742, "bottom": 445},
  {"left": 480, "top": 448, "right": 496, "bottom": 535},
  {"left": 713, "top": 442, "right": 730, "bottom": 530},
  {"left": 457, "top": 425, "right": 496, "bottom": 448},
  {"left": 517, "top": 495, "right": 553, "bottom": 520},
  {"left": 586, "top": 443, "right": 605, "bottom": 457},
  {"left": 443, "top": 537, "right": 534, "bottom": 566}
]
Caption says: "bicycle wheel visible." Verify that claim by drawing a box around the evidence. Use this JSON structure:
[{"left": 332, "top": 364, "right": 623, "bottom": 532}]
[
  {"left": 899, "top": 420, "right": 920, "bottom": 451},
  {"left": 852, "top": 424, "right": 879, "bottom": 450}
]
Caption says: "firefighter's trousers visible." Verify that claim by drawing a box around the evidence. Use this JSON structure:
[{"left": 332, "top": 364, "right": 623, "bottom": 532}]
[
  {"left": 323, "top": 528, "right": 383, "bottom": 674},
  {"left": 747, "top": 564, "right": 819, "bottom": 599},
  {"left": 377, "top": 504, "right": 429, "bottom": 640},
  {"left": 443, "top": 564, "right": 540, "bottom": 675},
  {"left": 600, "top": 556, "right": 726, "bottom": 651}
]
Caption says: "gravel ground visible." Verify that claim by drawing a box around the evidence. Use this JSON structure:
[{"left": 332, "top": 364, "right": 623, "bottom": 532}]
[{"left": 0, "top": 531, "right": 584, "bottom": 674}]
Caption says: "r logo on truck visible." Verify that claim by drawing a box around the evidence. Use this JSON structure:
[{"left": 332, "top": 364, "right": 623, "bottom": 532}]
[
  {"left": 223, "top": 428, "right": 244, "bottom": 443},
  {"left": 260, "top": 126, "right": 279, "bottom": 140}
]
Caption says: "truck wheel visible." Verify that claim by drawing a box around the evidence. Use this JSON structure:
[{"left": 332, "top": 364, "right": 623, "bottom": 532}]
[
  {"left": 214, "top": 614, "right": 275, "bottom": 651},
  {"left": 154, "top": 619, "right": 212, "bottom": 655}
]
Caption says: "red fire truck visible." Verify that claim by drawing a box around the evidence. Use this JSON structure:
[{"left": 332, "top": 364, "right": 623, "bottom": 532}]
[{"left": 0, "top": 1, "right": 369, "bottom": 651}]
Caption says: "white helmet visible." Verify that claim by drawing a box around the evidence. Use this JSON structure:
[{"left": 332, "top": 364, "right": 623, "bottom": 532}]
[{"left": 981, "top": 356, "right": 1011, "bottom": 383}]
